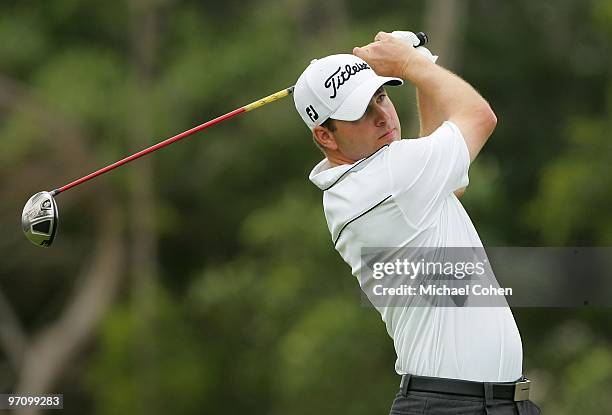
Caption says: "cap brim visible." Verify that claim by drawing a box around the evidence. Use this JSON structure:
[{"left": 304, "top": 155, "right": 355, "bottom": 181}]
[{"left": 329, "top": 76, "right": 403, "bottom": 122}]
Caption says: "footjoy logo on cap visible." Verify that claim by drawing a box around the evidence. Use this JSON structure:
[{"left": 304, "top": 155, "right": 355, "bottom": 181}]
[
  {"left": 305, "top": 105, "right": 319, "bottom": 122},
  {"left": 324, "top": 62, "right": 371, "bottom": 99}
]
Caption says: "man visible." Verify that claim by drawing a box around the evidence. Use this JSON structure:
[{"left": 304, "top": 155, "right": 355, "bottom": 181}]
[{"left": 293, "top": 31, "right": 541, "bottom": 414}]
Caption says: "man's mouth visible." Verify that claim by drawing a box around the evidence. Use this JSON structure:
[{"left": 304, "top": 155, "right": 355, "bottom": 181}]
[{"left": 379, "top": 128, "right": 395, "bottom": 140}]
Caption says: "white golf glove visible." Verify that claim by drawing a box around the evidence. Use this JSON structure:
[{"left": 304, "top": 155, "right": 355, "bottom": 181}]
[{"left": 390, "top": 30, "right": 438, "bottom": 63}]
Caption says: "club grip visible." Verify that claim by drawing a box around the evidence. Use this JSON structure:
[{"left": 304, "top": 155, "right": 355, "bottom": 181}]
[{"left": 415, "top": 32, "right": 428, "bottom": 47}]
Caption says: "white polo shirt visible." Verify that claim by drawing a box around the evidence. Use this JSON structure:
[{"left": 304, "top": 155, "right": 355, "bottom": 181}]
[{"left": 309, "top": 121, "right": 523, "bottom": 382}]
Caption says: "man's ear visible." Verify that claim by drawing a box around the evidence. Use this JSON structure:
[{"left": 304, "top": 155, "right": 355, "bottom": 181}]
[{"left": 313, "top": 126, "right": 339, "bottom": 150}]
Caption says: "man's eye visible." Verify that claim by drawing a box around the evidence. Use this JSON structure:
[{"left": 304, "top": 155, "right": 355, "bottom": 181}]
[{"left": 377, "top": 94, "right": 387, "bottom": 103}]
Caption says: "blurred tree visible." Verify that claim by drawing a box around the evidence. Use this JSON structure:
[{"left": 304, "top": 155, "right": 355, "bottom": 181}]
[
  {"left": 88, "top": 287, "right": 211, "bottom": 415},
  {"left": 0, "top": 65, "right": 125, "bottom": 415}
]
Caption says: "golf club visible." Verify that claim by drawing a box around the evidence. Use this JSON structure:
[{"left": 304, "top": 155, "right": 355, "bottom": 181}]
[{"left": 21, "top": 32, "right": 428, "bottom": 248}]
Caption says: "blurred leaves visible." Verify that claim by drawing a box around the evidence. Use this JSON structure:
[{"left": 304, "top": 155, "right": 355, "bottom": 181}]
[
  {"left": 527, "top": 116, "right": 612, "bottom": 244},
  {"left": 88, "top": 288, "right": 211, "bottom": 415},
  {"left": 181, "top": 186, "right": 395, "bottom": 413},
  {"left": 33, "top": 47, "right": 127, "bottom": 128},
  {"left": 0, "top": 12, "right": 48, "bottom": 72}
]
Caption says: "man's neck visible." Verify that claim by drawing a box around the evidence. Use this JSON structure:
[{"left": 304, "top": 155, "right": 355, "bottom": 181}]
[{"left": 325, "top": 151, "right": 355, "bottom": 167}]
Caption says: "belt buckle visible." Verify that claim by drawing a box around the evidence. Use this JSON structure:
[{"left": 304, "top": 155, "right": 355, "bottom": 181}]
[{"left": 513, "top": 379, "right": 530, "bottom": 401}]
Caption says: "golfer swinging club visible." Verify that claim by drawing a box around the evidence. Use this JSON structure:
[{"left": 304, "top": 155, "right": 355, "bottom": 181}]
[{"left": 293, "top": 31, "right": 541, "bottom": 414}]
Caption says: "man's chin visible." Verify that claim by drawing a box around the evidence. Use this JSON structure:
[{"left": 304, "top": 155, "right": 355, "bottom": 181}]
[
  {"left": 380, "top": 135, "right": 398, "bottom": 146},
  {"left": 378, "top": 128, "right": 399, "bottom": 143}
]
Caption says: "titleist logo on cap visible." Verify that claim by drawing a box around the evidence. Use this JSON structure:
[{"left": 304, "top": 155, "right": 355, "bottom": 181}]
[{"left": 324, "top": 62, "right": 371, "bottom": 99}]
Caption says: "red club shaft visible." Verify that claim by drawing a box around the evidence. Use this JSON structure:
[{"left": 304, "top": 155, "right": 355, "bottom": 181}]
[{"left": 51, "top": 87, "right": 293, "bottom": 196}]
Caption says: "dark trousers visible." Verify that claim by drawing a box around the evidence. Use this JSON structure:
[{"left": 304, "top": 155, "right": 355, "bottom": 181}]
[{"left": 389, "top": 376, "right": 542, "bottom": 415}]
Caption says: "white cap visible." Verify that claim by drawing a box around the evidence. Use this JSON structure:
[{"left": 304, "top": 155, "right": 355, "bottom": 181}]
[{"left": 293, "top": 54, "right": 403, "bottom": 129}]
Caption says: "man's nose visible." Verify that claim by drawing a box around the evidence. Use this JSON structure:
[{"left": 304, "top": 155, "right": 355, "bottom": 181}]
[{"left": 373, "top": 105, "right": 389, "bottom": 127}]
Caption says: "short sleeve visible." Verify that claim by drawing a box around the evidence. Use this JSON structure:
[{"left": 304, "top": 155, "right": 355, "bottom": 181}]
[{"left": 387, "top": 121, "right": 470, "bottom": 212}]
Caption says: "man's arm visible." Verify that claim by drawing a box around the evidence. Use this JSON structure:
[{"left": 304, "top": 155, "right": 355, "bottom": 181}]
[
  {"left": 417, "top": 87, "right": 466, "bottom": 197},
  {"left": 354, "top": 32, "right": 497, "bottom": 163},
  {"left": 388, "top": 31, "right": 444, "bottom": 137},
  {"left": 417, "top": 87, "right": 444, "bottom": 137},
  {"left": 418, "top": 88, "right": 466, "bottom": 198}
]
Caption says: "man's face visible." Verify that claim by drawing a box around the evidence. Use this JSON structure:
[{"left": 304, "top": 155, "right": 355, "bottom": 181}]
[{"left": 326, "top": 87, "right": 401, "bottom": 161}]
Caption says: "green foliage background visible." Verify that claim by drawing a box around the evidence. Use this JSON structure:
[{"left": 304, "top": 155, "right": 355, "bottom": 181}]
[{"left": 1, "top": 0, "right": 611, "bottom": 413}]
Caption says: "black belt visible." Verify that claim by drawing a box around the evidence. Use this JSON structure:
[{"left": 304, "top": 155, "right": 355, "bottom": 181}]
[{"left": 400, "top": 374, "right": 531, "bottom": 401}]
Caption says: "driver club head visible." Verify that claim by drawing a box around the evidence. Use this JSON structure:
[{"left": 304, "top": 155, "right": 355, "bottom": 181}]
[{"left": 21, "top": 191, "right": 59, "bottom": 248}]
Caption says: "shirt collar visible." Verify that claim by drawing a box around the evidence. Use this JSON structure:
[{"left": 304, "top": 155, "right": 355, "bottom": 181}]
[{"left": 308, "top": 158, "right": 354, "bottom": 190}]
